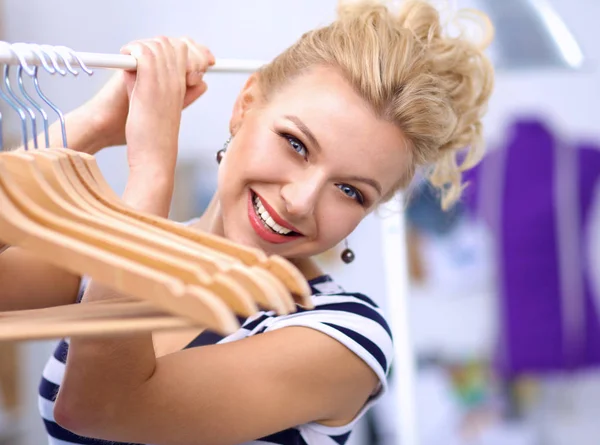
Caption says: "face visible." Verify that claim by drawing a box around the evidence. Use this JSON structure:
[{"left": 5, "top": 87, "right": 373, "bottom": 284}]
[{"left": 217, "top": 66, "right": 409, "bottom": 259}]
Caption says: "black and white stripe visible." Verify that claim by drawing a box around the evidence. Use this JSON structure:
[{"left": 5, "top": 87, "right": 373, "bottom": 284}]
[{"left": 38, "top": 275, "right": 393, "bottom": 445}]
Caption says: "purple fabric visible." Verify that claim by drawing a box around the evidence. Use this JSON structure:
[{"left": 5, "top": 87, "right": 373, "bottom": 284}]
[
  {"left": 578, "top": 144, "right": 600, "bottom": 365},
  {"left": 496, "top": 120, "right": 564, "bottom": 376},
  {"left": 464, "top": 119, "right": 600, "bottom": 377}
]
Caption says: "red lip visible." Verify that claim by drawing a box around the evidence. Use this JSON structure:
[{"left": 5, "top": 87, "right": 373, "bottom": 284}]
[
  {"left": 252, "top": 190, "right": 302, "bottom": 234},
  {"left": 248, "top": 191, "right": 302, "bottom": 244}
]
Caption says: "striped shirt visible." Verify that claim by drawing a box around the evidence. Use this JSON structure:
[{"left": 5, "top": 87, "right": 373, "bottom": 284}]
[{"left": 39, "top": 274, "right": 394, "bottom": 445}]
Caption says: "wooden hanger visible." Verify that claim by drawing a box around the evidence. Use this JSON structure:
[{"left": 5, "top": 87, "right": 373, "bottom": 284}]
[
  {"left": 1, "top": 152, "right": 266, "bottom": 317},
  {"left": 34, "top": 148, "right": 299, "bottom": 313},
  {"left": 54, "top": 148, "right": 312, "bottom": 306},
  {"left": 0, "top": 157, "right": 240, "bottom": 338},
  {"left": 0, "top": 147, "right": 311, "bottom": 338},
  {"left": 0, "top": 299, "right": 192, "bottom": 341},
  {"left": 0, "top": 43, "right": 312, "bottom": 340}
]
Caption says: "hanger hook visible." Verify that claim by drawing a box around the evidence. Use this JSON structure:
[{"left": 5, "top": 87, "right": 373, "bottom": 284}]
[
  {"left": 0, "top": 69, "right": 28, "bottom": 149},
  {"left": 5, "top": 43, "right": 45, "bottom": 149},
  {"left": 50, "top": 45, "right": 78, "bottom": 76},
  {"left": 17, "top": 66, "right": 49, "bottom": 148},
  {"left": 8, "top": 43, "right": 36, "bottom": 77},
  {"left": 27, "top": 43, "right": 57, "bottom": 75},
  {"left": 0, "top": 42, "right": 29, "bottom": 149},
  {"left": 55, "top": 45, "right": 93, "bottom": 76},
  {"left": 18, "top": 44, "right": 55, "bottom": 146},
  {"left": 32, "top": 69, "right": 67, "bottom": 148},
  {"left": 39, "top": 44, "right": 67, "bottom": 76}
]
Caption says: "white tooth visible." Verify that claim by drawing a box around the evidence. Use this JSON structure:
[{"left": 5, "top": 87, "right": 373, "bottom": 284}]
[
  {"left": 278, "top": 227, "right": 291, "bottom": 235},
  {"left": 273, "top": 222, "right": 286, "bottom": 233},
  {"left": 254, "top": 201, "right": 266, "bottom": 216},
  {"left": 254, "top": 197, "right": 294, "bottom": 235}
]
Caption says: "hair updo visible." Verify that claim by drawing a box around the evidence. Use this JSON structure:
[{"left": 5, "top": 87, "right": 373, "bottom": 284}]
[{"left": 257, "top": 0, "right": 495, "bottom": 209}]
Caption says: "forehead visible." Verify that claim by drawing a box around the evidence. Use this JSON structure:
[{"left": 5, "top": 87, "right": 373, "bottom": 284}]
[{"left": 264, "top": 66, "right": 410, "bottom": 194}]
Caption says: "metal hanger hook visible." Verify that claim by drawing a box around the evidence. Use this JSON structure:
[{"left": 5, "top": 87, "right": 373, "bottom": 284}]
[
  {"left": 27, "top": 43, "right": 57, "bottom": 75},
  {"left": 39, "top": 45, "right": 67, "bottom": 76},
  {"left": 51, "top": 46, "right": 79, "bottom": 76},
  {"left": 55, "top": 45, "right": 93, "bottom": 76},
  {"left": 31, "top": 64, "right": 67, "bottom": 147},
  {"left": 0, "top": 64, "right": 29, "bottom": 149},
  {"left": 4, "top": 64, "right": 38, "bottom": 149},
  {"left": 7, "top": 43, "right": 35, "bottom": 77},
  {"left": 17, "top": 65, "right": 49, "bottom": 148}
]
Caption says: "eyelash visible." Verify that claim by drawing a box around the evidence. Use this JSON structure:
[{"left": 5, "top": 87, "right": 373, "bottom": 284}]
[
  {"left": 337, "top": 184, "right": 365, "bottom": 205},
  {"left": 281, "top": 133, "right": 308, "bottom": 158},
  {"left": 278, "top": 132, "right": 366, "bottom": 206}
]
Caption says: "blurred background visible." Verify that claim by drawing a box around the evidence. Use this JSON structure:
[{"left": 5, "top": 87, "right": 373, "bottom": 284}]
[{"left": 0, "top": 0, "right": 598, "bottom": 444}]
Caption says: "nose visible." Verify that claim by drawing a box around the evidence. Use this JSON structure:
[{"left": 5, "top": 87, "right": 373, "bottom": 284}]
[{"left": 280, "top": 171, "right": 325, "bottom": 218}]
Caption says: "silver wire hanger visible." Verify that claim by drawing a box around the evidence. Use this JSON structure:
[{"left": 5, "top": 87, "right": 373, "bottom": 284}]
[
  {"left": 13, "top": 44, "right": 56, "bottom": 148},
  {"left": 0, "top": 43, "right": 28, "bottom": 150},
  {"left": 32, "top": 45, "right": 68, "bottom": 147},
  {"left": 4, "top": 64, "right": 38, "bottom": 149}
]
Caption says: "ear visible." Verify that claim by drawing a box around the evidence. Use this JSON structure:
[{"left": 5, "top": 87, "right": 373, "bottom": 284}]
[{"left": 229, "top": 73, "right": 262, "bottom": 136}]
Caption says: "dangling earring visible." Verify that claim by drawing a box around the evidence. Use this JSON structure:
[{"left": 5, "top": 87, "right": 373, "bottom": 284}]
[
  {"left": 216, "top": 136, "right": 231, "bottom": 164},
  {"left": 341, "top": 239, "right": 355, "bottom": 264}
]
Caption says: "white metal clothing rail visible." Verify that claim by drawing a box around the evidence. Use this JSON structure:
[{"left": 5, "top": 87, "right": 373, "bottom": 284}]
[
  {"left": 0, "top": 42, "right": 265, "bottom": 73},
  {"left": 0, "top": 42, "right": 418, "bottom": 445}
]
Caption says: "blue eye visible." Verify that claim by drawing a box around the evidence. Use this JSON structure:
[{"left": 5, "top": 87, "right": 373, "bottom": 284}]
[
  {"left": 285, "top": 135, "right": 307, "bottom": 157},
  {"left": 337, "top": 184, "right": 365, "bottom": 205}
]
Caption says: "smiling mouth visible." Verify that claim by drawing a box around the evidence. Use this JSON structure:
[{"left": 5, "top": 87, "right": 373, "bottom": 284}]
[{"left": 251, "top": 191, "right": 302, "bottom": 237}]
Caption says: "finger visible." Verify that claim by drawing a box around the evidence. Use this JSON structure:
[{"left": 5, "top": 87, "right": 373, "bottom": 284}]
[
  {"left": 120, "top": 42, "right": 145, "bottom": 58},
  {"left": 120, "top": 42, "right": 154, "bottom": 74},
  {"left": 186, "top": 70, "right": 204, "bottom": 87},
  {"left": 194, "top": 43, "right": 215, "bottom": 68},
  {"left": 183, "top": 81, "right": 208, "bottom": 108},
  {"left": 180, "top": 37, "right": 208, "bottom": 74},
  {"left": 169, "top": 38, "right": 189, "bottom": 91},
  {"left": 120, "top": 38, "right": 146, "bottom": 53},
  {"left": 120, "top": 38, "right": 159, "bottom": 57},
  {"left": 179, "top": 37, "right": 209, "bottom": 87},
  {"left": 180, "top": 38, "right": 214, "bottom": 67},
  {"left": 201, "top": 46, "right": 216, "bottom": 66},
  {"left": 152, "top": 36, "right": 173, "bottom": 66}
]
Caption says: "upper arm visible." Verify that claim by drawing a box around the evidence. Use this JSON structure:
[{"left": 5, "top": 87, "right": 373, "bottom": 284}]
[
  {"left": 0, "top": 247, "right": 81, "bottom": 311},
  {"left": 67, "top": 327, "right": 380, "bottom": 445}
]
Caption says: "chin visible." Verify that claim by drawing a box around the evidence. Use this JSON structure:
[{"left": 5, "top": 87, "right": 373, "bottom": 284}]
[{"left": 223, "top": 225, "right": 298, "bottom": 257}]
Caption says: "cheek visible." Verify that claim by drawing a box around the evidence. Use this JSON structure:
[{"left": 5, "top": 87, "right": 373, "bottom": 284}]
[
  {"left": 316, "top": 205, "right": 362, "bottom": 246},
  {"left": 224, "top": 136, "right": 293, "bottom": 185}
]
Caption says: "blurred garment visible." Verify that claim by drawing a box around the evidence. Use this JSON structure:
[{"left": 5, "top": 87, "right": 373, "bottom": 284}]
[{"left": 463, "top": 118, "right": 600, "bottom": 377}]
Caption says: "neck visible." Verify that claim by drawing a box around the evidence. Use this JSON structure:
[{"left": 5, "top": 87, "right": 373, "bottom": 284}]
[
  {"left": 192, "top": 192, "right": 225, "bottom": 235},
  {"left": 191, "top": 193, "right": 325, "bottom": 282}
]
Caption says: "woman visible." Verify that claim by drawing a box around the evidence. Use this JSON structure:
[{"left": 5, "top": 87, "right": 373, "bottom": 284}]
[{"left": 0, "top": 1, "right": 494, "bottom": 444}]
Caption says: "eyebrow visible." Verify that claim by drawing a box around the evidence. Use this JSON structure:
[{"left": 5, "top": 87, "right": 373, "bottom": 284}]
[
  {"left": 344, "top": 175, "right": 383, "bottom": 196},
  {"left": 284, "top": 114, "right": 383, "bottom": 196},
  {"left": 284, "top": 115, "right": 322, "bottom": 153}
]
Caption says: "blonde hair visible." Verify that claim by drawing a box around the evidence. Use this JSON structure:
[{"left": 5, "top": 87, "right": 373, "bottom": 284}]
[{"left": 257, "top": 0, "right": 495, "bottom": 209}]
